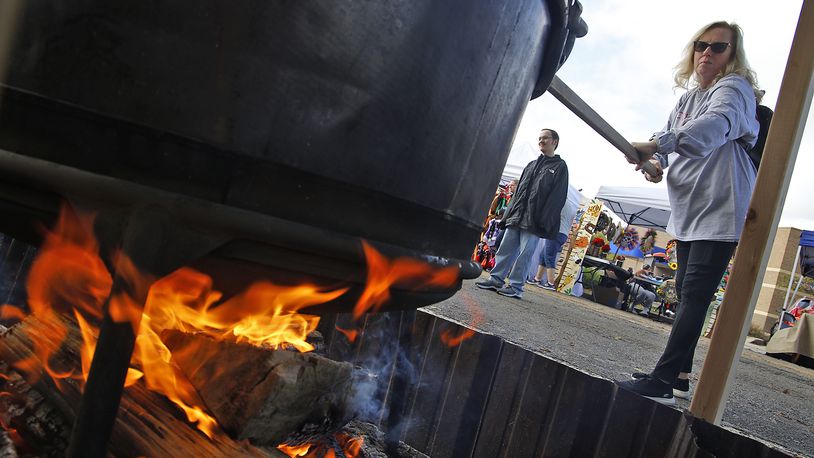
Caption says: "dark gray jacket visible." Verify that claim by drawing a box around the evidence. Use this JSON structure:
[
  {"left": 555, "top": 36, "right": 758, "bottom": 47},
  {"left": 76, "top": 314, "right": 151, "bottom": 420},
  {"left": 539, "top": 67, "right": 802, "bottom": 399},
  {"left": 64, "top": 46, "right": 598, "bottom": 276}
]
[{"left": 503, "top": 154, "right": 568, "bottom": 239}]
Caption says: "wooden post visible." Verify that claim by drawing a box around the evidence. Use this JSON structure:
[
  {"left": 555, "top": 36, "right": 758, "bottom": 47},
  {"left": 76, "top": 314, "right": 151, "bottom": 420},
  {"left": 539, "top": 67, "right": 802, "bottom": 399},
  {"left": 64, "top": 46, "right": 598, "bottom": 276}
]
[{"left": 689, "top": 0, "right": 814, "bottom": 424}]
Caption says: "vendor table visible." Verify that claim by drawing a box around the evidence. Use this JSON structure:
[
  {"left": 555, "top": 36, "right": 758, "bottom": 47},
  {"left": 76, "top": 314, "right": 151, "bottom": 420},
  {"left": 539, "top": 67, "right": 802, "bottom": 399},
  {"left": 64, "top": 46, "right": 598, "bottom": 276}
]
[
  {"left": 633, "top": 275, "right": 662, "bottom": 289},
  {"left": 580, "top": 255, "right": 631, "bottom": 304}
]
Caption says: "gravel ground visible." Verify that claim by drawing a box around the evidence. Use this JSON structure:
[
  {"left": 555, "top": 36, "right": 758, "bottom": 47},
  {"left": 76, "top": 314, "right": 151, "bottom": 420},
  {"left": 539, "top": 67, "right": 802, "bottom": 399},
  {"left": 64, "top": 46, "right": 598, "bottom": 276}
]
[{"left": 422, "top": 276, "right": 814, "bottom": 457}]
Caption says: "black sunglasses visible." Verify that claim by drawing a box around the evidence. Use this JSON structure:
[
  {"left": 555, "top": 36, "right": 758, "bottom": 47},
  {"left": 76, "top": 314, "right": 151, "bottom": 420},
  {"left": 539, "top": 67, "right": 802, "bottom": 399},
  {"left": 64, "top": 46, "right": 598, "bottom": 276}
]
[{"left": 694, "top": 40, "right": 730, "bottom": 54}]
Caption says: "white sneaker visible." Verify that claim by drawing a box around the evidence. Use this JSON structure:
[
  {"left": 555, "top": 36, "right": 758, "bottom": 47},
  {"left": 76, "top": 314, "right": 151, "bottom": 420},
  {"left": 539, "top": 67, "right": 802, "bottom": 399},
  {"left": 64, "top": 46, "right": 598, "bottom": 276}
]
[{"left": 673, "top": 378, "right": 692, "bottom": 399}]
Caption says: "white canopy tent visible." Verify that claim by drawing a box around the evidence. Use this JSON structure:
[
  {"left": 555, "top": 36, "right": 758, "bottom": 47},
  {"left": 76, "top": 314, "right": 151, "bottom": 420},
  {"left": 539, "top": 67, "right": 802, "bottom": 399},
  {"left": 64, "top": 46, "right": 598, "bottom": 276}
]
[
  {"left": 500, "top": 140, "right": 539, "bottom": 182},
  {"left": 595, "top": 185, "right": 672, "bottom": 230}
]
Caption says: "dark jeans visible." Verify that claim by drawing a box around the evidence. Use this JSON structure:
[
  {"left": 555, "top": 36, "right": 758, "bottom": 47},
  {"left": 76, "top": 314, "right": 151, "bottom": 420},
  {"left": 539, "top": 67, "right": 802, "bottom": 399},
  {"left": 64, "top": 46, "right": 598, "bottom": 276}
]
[{"left": 652, "top": 240, "right": 737, "bottom": 384}]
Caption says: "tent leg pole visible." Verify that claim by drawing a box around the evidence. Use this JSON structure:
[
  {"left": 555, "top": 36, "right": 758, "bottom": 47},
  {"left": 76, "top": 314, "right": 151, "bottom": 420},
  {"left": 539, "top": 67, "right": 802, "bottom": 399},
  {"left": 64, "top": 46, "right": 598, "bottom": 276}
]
[
  {"left": 782, "top": 246, "right": 801, "bottom": 311},
  {"left": 789, "top": 276, "right": 804, "bottom": 306}
]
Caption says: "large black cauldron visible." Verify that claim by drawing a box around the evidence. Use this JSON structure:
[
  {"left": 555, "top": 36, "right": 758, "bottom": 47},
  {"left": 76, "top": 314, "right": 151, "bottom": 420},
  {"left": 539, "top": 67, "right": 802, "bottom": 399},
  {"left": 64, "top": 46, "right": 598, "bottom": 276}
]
[
  {"left": 1, "top": 0, "right": 585, "bottom": 260},
  {"left": 0, "top": 0, "right": 579, "bottom": 258}
]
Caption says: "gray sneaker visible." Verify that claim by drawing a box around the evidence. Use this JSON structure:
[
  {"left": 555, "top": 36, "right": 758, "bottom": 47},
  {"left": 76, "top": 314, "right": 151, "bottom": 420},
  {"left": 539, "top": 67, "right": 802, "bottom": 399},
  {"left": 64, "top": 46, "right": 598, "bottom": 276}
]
[
  {"left": 496, "top": 285, "right": 522, "bottom": 298},
  {"left": 475, "top": 278, "right": 503, "bottom": 291},
  {"left": 540, "top": 282, "right": 556, "bottom": 290},
  {"left": 616, "top": 375, "right": 675, "bottom": 405},
  {"left": 632, "top": 372, "right": 692, "bottom": 400}
]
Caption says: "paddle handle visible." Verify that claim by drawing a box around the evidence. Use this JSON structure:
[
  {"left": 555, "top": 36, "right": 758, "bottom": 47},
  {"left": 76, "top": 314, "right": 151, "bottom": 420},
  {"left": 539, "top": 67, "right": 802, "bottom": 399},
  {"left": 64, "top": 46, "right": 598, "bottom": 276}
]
[{"left": 547, "top": 76, "right": 661, "bottom": 178}]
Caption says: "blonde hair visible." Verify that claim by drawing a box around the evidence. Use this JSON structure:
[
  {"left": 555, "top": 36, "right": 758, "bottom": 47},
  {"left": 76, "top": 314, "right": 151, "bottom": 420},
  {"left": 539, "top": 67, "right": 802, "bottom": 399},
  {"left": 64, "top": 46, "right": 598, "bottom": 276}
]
[{"left": 673, "top": 21, "right": 762, "bottom": 102}]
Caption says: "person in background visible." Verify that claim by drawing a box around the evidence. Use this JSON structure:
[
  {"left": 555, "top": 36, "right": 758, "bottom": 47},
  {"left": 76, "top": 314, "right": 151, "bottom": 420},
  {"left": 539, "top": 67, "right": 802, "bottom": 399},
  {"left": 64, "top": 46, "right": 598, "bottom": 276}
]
[
  {"left": 629, "top": 284, "right": 658, "bottom": 318},
  {"left": 636, "top": 264, "right": 655, "bottom": 279},
  {"left": 489, "top": 180, "right": 517, "bottom": 217},
  {"left": 475, "top": 128, "right": 569, "bottom": 299},
  {"left": 529, "top": 184, "right": 581, "bottom": 289},
  {"left": 615, "top": 264, "right": 657, "bottom": 314},
  {"left": 617, "top": 21, "right": 761, "bottom": 405}
]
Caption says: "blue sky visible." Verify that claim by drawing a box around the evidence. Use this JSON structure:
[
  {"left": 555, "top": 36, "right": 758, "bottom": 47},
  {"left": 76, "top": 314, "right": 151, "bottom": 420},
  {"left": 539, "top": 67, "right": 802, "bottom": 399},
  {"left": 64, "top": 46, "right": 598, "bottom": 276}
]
[{"left": 507, "top": 0, "right": 812, "bottom": 230}]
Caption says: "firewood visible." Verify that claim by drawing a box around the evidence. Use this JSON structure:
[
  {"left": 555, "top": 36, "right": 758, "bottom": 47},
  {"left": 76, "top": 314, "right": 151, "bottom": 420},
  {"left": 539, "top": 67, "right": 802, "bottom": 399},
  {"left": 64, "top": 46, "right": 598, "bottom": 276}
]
[
  {"left": 0, "top": 315, "right": 276, "bottom": 457},
  {"left": 1, "top": 428, "right": 18, "bottom": 458},
  {"left": 279, "top": 419, "right": 428, "bottom": 458},
  {"left": 162, "top": 330, "right": 354, "bottom": 446},
  {"left": 345, "top": 420, "right": 428, "bottom": 458}
]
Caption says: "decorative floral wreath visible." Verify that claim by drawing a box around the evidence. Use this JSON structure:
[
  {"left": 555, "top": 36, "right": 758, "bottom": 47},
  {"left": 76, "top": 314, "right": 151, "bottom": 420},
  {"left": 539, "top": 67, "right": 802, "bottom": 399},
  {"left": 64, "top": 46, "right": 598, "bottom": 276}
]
[
  {"left": 640, "top": 228, "right": 658, "bottom": 254},
  {"left": 616, "top": 227, "right": 640, "bottom": 250}
]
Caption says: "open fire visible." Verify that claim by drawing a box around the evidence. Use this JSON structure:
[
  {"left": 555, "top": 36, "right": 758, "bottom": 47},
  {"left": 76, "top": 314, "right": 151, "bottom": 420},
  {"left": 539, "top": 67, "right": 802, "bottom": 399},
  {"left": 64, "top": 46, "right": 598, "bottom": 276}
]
[
  {"left": 0, "top": 204, "right": 476, "bottom": 456},
  {"left": 278, "top": 431, "right": 363, "bottom": 458}
]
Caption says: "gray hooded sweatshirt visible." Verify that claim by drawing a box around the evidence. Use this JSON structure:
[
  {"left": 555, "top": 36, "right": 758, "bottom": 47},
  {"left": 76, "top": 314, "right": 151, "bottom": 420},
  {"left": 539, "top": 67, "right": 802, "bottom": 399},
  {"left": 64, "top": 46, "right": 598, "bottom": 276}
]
[{"left": 653, "top": 74, "right": 759, "bottom": 242}]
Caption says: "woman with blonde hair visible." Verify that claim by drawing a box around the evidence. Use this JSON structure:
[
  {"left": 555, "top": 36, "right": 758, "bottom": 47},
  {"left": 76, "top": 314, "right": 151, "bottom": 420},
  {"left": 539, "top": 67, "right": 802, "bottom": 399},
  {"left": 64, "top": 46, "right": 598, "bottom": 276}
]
[{"left": 617, "top": 21, "right": 761, "bottom": 405}]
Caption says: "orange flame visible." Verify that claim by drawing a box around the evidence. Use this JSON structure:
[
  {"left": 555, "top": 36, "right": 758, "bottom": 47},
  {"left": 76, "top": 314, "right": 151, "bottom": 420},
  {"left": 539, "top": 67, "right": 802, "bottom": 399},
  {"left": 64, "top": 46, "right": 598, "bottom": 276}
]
[
  {"left": 5, "top": 203, "right": 460, "bottom": 439},
  {"left": 108, "top": 253, "right": 155, "bottom": 334},
  {"left": 439, "top": 295, "right": 484, "bottom": 347},
  {"left": 440, "top": 327, "right": 476, "bottom": 347},
  {"left": 277, "top": 433, "right": 363, "bottom": 458},
  {"left": 0, "top": 304, "right": 27, "bottom": 321},
  {"left": 131, "top": 269, "right": 347, "bottom": 437},
  {"left": 340, "top": 433, "right": 364, "bottom": 457},
  {"left": 73, "top": 310, "right": 143, "bottom": 387},
  {"left": 134, "top": 317, "right": 219, "bottom": 437},
  {"left": 16, "top": 206, "right": 111, "bottom": 386},
  {"left": 27, "top": 206, "right": 111, "bottom": 322},
  {"left": 335, "top": 326, "right": 358, "bottom": 343},
  {"left": 353, "top": 241, "right": 458, "bottom": 319},
  {"left": 144, "top": 269, "right": 346, "bottom": 352},
  {"left": 277, "top": 443, "right": 311, "bottom": 457}
]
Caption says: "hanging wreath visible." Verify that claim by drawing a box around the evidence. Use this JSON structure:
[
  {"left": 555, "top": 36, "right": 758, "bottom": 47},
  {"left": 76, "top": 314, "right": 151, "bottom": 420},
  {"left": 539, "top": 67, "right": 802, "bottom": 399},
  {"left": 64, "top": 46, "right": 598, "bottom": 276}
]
[
  {"left": 616, "top": 227, "right": 640, "bottom": 250},
  {"left": 595, "top": 212, "right": 610, "bottom": 232},
  {"left": 640, "top": 228, "right": 658, "bottom": 254}
]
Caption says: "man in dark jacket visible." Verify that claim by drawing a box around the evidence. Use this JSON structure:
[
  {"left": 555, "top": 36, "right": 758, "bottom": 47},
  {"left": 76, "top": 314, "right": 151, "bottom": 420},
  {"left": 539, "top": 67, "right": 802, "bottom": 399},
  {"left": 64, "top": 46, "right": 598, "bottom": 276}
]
[{"left": 476, "top": 128, "right": 569, "bottom": 298}]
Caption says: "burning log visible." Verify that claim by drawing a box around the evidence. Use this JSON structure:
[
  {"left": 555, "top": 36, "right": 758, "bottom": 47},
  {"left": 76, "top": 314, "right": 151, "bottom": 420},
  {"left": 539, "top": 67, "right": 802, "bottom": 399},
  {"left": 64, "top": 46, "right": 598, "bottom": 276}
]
[
  {"left": 325, "top": 420, "right": 428, "bottom": 458},
  {"left": 0, "top": 315, "right": 276, "bottom": 457},
  {"left": 1, "top": 362, "right": 72, "bottom": 458},
  {"left": 0, "top": 428, "right": 17, "bottom": 458},
  {"left": 162, "top": 329, "right": 354, "bottom": 446},
  {"left": 0, "top": 366, "right": 68, "bottom": 457}
]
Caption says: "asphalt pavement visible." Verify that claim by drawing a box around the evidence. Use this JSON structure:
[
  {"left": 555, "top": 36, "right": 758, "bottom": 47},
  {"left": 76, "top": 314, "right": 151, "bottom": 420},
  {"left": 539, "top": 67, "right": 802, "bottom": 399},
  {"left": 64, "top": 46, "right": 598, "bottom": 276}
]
[{"left": 421, "top": 275, "right": 814, "bottom": 457}]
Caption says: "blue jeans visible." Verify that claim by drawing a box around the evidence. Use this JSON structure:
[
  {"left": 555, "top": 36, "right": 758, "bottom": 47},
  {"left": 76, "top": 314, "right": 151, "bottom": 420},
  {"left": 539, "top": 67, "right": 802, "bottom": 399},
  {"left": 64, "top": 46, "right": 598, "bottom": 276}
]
[
  {"left": 489, "top": 227, "right": 540, "bottom": 292},
  {"left": 540, "top": 232, "right": 568, "bottom": 268}
]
